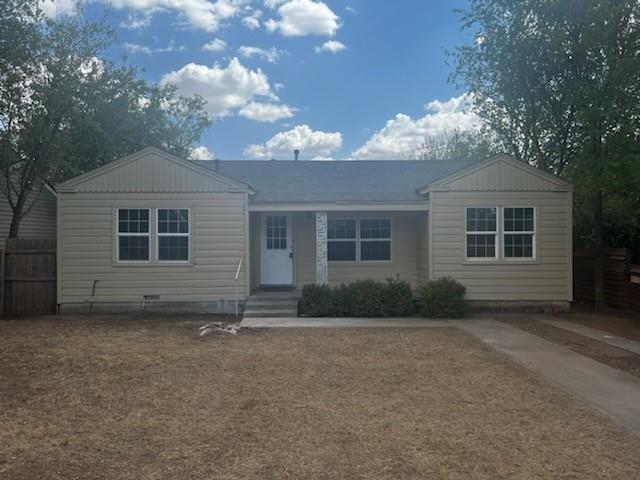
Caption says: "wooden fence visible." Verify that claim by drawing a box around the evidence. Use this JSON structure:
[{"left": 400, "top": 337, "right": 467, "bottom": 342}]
[
  {"left": 574, "top": 248, "right": 640, "bottom": 312},
  {"left": 1, "top": 239, "right": 57, "bottom": 315}
]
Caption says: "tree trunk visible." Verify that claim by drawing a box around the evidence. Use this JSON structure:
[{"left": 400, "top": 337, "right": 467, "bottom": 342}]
[
  {"left": 593, "top": 189, "right": 606, "bottom": 309},
  {"left": 8, "top": 210, "right": 20, "bottom": 238}
]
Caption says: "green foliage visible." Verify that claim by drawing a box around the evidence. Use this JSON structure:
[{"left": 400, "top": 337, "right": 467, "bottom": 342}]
[
  {"left": 414, "top": 128, "right": 499, "bottom": 162},
  {"left": 299, "top": 278, "right": 416, "bottom": 318},
  {"left": 419, "top": 277, "right": 467, "bottom": 318},
  {"left": 0, "top": 0, "right": 210, "bottom": 237}
]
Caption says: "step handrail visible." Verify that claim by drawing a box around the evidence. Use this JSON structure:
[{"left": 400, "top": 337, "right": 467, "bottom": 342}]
[{"left": 234, "top": 255, "right": 244, "bottom": 317}]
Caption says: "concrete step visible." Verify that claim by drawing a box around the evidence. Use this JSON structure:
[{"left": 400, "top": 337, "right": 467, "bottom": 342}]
[
  {"left": 242, "top": 308, "right": 298, "bottom": 318},
  {"left": 245, "top": 300, "right": 299, "bottom": 308}
]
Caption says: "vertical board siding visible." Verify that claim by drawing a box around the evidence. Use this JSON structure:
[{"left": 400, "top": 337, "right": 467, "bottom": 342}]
[
  {"left": 431, "top": 191, "right": 571, "bottom": 301},
  {"left": 0, "top": 187, "right": 56, "bottom": 240},
  {"left": 416, "top": 212, "right": 429, "bottom": 285},
  {"left": 58, "top": 192, "right": 247, "bottom": 305}
]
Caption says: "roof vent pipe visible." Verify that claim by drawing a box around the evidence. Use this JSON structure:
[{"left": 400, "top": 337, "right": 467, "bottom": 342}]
[{"left": 294, "top": 149, "right": 300, "bottom": 161}]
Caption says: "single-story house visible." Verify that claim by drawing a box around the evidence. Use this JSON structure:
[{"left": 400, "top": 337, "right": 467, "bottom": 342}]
[
  {"left": 0, "top": 182, "right": 57, "bottom": 243},
  {"left": 56, "top": 147, "right": 573, "bottom": 313}
]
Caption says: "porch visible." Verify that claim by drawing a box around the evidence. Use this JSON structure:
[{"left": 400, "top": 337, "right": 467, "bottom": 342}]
[{"left": 248, "top": 209, "right": 429, "bottom": 293}]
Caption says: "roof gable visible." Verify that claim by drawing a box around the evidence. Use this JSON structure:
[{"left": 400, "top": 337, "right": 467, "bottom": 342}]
[
  {"left": 57, "top": 147, "right": 251, "bottom": 194},
  {"left": 420, "top": 155, "right": 571, "bottom": 192}
]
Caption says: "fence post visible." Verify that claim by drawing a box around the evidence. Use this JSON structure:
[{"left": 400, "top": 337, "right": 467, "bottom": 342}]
[{"left": 0, "top": 247, "right": 5, "bottom": 315}]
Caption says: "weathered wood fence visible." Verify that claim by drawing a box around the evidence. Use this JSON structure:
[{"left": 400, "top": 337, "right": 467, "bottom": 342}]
[
  {"left": 574, "top": 248, "right": 640, "bottom": 313},
  {"left": 1, "top": 239, "right": 57, "bottom": 315}
]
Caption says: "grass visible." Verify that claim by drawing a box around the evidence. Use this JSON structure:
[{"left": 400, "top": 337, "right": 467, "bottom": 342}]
[{"left": 1, "top": 316, "right": 640, "bottom": 479}]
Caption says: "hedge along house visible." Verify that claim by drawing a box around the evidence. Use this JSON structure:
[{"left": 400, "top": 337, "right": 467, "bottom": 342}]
[{"left": 56, "top": 147, "right": 573, "bottom": 313}]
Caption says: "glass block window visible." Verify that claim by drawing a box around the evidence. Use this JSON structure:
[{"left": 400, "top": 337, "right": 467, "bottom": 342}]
[
  {"left": 504, "top": 207, "right": 535, "bottom": 258},
  {"left": 360, "top": 219, "right": 391, "bottom": 261},
  {"left": 117, "top": 209, "right": 150, "bottom": 261},
  {"left": 266, "top": 215, "right": 287, "bottom": 250},
  {"left": 465, "top": 207, "right": 497, "bottom": 259},
  {"left": 157, "top": 209, "right": 190, "bottom": 261},
  {"left": 328, "top": 219, "right": 356, "bottom": 261}
]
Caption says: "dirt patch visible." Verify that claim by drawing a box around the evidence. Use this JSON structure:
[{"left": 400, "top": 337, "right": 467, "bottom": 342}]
[
  {"left": 1, "top": 318, "right": 640, "bottom": 479},
  {"left": 498, "top": 314, "right": 640, "bottom": 379},
  {"left": 558, "top": 305, "right": 640, "bottom": 341}
]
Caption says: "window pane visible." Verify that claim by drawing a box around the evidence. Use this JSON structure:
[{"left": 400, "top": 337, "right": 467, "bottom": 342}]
[
  {"left": 118, "top": 209, "right": 149, "bottom": 234},
  {"left": 159, "top": 236, "right": 189, "bottom": 261},
  {"left": 360, "top": 219, "right": 390, "bottom": 239},
  {"left": 158, "top": 209, "right": 189, "bottom": 234},
  {"left": 466, "top": 234, "right": 496, "bottom": 258},
  {"left": 328, "top": 219, "right": 356, "bottom": 239},
  {"left": 118, "top": 236, "right": 149, "bottom": 261},
  {"left": 466, "top": 208, "right": 496, "bottom": 232},
  {"left": 328, "top": 241, "right": 356, "bottom": 261},
  {"left": 504, "top": 208, "right": 534, "bottom": 232},
  {"left": 504, "top": 233, "right": 534, "bottom": 258},
  {"left": 361, "top": 241, "right": 391, "bottom": 261},
  {"left": 266, "top": 216, "right": 287, "bottom": 250}
]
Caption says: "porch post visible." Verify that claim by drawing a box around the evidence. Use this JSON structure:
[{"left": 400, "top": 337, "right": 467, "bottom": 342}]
[{"left": 315, "top": 211, "right": 328, "bottom": 285}]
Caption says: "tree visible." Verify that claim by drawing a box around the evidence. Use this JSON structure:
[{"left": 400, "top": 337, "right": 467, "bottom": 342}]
[
  {"left": 450, "top": 0, "right": 640, "bottom": 308},
  {"left": 414, "top": 129, "right": 499, "bottom": 161},
  {"left": 0, "top": 1, "right": 210, "bottom": 237}
]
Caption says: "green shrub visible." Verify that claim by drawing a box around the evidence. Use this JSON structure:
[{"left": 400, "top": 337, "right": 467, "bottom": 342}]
[
  {"left": 419, "top": 277, "right": 466, "bottom": 318},
  {"left": 300, "top": 278, "right": 417, "bottom": 317}
]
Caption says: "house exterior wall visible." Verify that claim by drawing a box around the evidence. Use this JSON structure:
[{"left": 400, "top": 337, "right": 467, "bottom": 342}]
[
  {"left": 0, "top": 187, "right": 57, "bottom": 240},
  {"left": 58, "top": 191, "right": 248, "bottom": 310},
  {"left": 430, "top": 190, "right": 572, "bottom": 303}
]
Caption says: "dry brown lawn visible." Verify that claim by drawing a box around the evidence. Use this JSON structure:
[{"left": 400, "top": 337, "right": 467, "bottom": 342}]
[{"left": 1, "top": 316, "right": 640, "bottom": 479}]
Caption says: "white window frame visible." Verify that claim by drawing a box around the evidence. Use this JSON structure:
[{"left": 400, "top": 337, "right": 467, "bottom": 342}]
[
  {"left": 156, "top": 208, "right": 191, "bottom": 264},
  {"left": 116, "top": 208, "right": 151, "bottom": 263},
  {"left": 359, "top": 217, "right": 392, "bottom": 262},
  {"left": 464, "top": 207, "right": 499, "bottom": 261},
  {"left": 502, "top": 206, "right": 537, "bottom": 260},
  {"left": 327, "top": 218, "right": 357, "bottom": 262}
]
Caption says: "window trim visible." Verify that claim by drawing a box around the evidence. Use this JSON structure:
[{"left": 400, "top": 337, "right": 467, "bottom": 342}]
[
  {"left": 358, "top": 217, "right": 392, "bottom": 263},
  {"left": 502, "top": 206, "right": 537, "bottom": 261},
  {"left": 156, "top": 208, "right": 191, "bottom": 264},
  {"left": 116, "top": 208, "right": 151, "bottom": 264},
  {"left": 464, "top": 206, "right": 499, "bottom": 262},
  {"left": 327, "top": 218, "right": 358, "bottom": 262}
]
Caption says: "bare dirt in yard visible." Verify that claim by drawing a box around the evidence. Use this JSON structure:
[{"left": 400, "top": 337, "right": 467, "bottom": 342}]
[
  {"left": 1, "top": 316, "right": 640, "bottom": 479},
  {"left": 498, "top": 313, "right": 640, "bottom": 379}
]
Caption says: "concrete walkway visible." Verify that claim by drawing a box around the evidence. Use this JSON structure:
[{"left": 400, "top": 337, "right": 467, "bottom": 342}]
[
  {"left": 535, "top": 317, "right": 640, "bottom": 355},
  {"left": 239, "top": 317, "right": 449, "bottom": 328},
  {"left": 453, "top": 319, "right": 640, "bottom": 435}
]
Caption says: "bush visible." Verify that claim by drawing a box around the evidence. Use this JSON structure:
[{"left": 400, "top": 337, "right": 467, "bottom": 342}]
[
  {"left": 419, "top": 277, "right": 466, "bottom": 318},
  {"left": 300, "top": 278, "right": 416, "bottom": 317}
]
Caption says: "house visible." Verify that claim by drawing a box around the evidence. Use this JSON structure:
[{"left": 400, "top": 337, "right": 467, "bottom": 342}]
[
  {"left": 0, "top": 182, "right": 57, "bottom": 242},
  {"left": 55, "top": 147, "right": 573, "bottom": 313}
]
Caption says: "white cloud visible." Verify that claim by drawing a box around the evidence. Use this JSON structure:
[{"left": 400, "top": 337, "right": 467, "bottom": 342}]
[
  {"left": 265, "top": 0, "right": 340, "bottom": 37},
  {"left": 315, "top": 40, "right": 346, "bottom": 53},
  {"left": 161, "top": 57, "right": 293, "bottom": 120},
  {"left": 124, "top": 42, "right": 153, "bottom": 55},
  {"left": 188, "top": 145, "right": 214, "bottom": 160},
  {"left": 239, "top": 102, "right": 295, "bottom": 122},
  {"left": 43, "top": 0, "right": 243, "bottom": 32},
  {"left": 202, "top": 38, "right": 227, "bottom": 52},
  {"left": 245, "top": 124, "right": 342, "bottom": 159},
  {"left": 124, "top": 41, "right": 186, "bottom": 55},
  {"left": 242, "top": 9, "right": 262, "bottom": 29},
  {"left": 350, "top": 94, "right": 481, "bottom": 159},
  {"left": 238, "top": 46, "right": 285, "bottom": 63},
  {"left": 120, "top": 12, "right": 155, "bottom": 30}
]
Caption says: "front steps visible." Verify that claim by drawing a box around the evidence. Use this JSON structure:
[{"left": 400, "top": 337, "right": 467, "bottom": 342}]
[{"left": 243, "top": 290, "right": 300, "bottom": 318}]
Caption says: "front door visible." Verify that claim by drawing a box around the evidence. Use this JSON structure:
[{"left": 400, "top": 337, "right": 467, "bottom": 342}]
[{"left": 260, "top": 214, "right": 293, "bottom": 286}]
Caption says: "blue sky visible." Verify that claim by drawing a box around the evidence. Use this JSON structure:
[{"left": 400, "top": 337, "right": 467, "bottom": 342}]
[{"left": 43, "top": 0, "right": 479, "bottom": 160}]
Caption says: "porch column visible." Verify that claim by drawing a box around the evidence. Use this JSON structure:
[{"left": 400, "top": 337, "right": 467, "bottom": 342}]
[{"left": 315, "top": 211, "right": 328, "bottom": 285}]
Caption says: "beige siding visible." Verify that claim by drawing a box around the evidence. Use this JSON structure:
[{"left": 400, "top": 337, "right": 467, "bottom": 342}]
[
  {"left": 249, "top": 212, "right": 260, "bottom": 291},
  {"left": 430, "top": 190, "right": 571, "bottom": 301},
  {"left": 293, "top": 212, "right": 316, "bottom": 287},
  {"left": 416, "top": 212, "right": 429, "bottom": 285},
  {"left": 0, "top": 186, "right": 56, "bottom": 240},
  {"left": 58, "top": 192, "right": 247, "bottom": 305}
]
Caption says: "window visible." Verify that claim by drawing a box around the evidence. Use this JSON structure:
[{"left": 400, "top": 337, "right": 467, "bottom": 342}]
[
  {"left": 266, "top": 215, "right": 287, "bottom": 250},
  {"left": 328, "top": 219, "right": 356, "bottom": 261},
  {"left": 504, "top": 207, "right": 535, "bottom": 258},
  {"left": 157, "top": 208, "right": 190, "bottom": 262},
  {"left": 360, "top": 219, "right": 391, "bottom": 261},
  {"left": 117, "top": 209, "right": 150, "bottom": 261},
  {"left": 465, "top": 207, "right": 497, "bottom": 259}
]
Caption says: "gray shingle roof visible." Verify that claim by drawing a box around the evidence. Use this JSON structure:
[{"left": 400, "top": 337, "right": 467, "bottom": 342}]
[{"left": 198, "top": 160, "right": 477, "bottom": 203}]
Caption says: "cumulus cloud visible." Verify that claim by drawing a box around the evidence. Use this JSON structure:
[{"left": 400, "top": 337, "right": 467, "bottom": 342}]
[
  {"left": 124, "top": 41, "right": 185, "bottom": 55},
  {"left": 242, "top": 9, "right": 262, "bottom": 29},
  {"left": 350, "top": 94, "right": 481, "bottom": 160},
  {"left": 188, "top": 145, "right": 214, "bottom": 160},
  {"left": 264, "top": 0, "right": 340, "bottom": 37},
  {"left": 238, "top": 46, "right": 286, "bottom": 63},
  {"left": 202, "top": 38, "right": 227, "bottom": 52},
  {"left": 245, "top": 124, "right": 342, "bottom": 159},
  {"left": 160, "top": 57, "right": 294, "bottom": 121},
  {"left": 315, "top": 40, "right": 346, "bottom": 53},
  {"left": 239, "top": 102, "right": 295, "bottom": 122}
]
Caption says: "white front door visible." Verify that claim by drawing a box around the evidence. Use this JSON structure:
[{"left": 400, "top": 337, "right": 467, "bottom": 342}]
[{"left": 260, "top": 214, "right": 293, "bottom": 286}]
